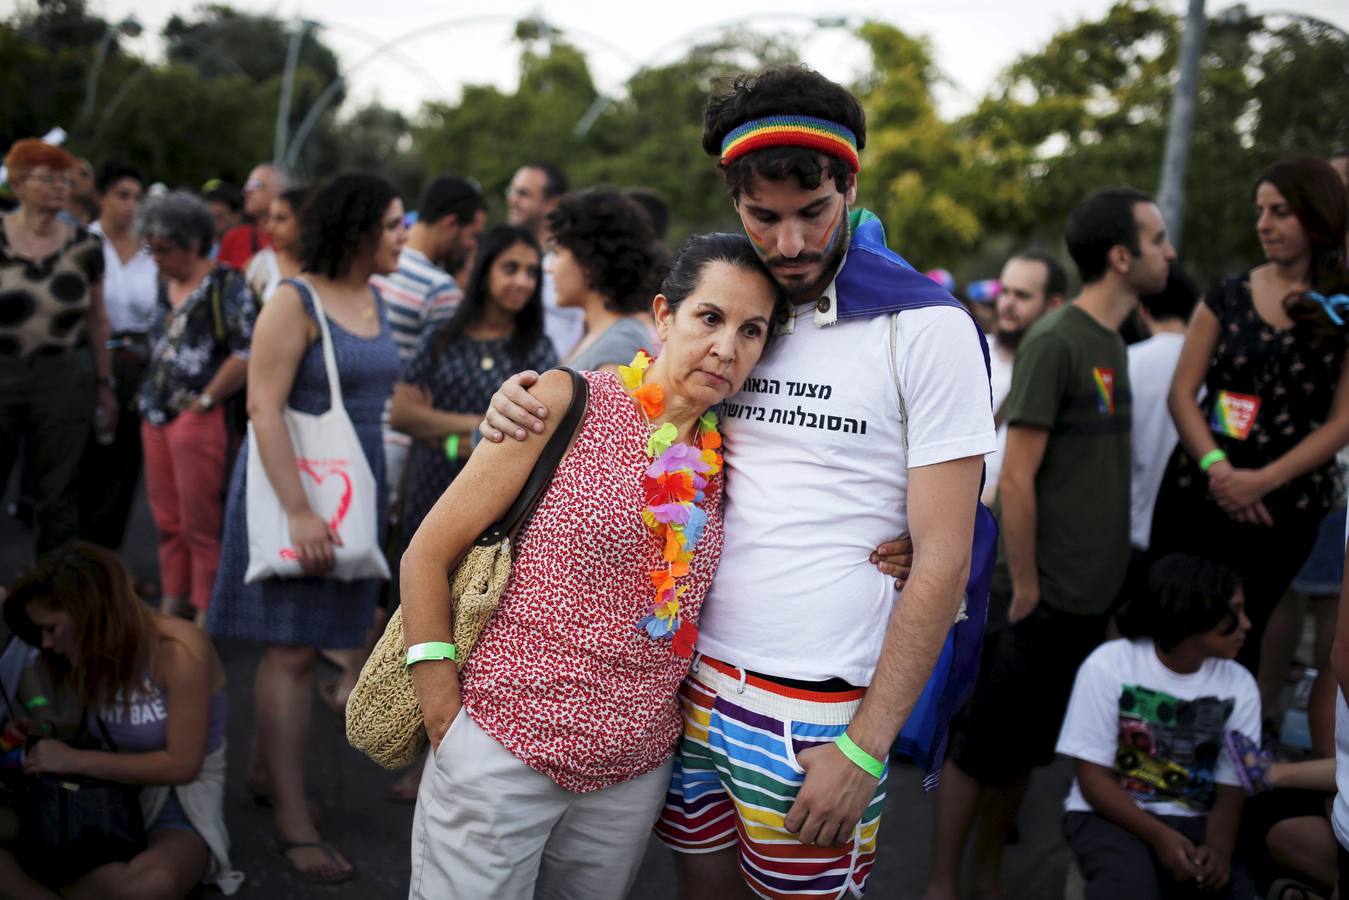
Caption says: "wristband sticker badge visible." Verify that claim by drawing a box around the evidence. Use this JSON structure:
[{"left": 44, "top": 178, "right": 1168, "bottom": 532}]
[
  {"left": 1092, "top": 367, "right": 1115, "bottom": 415},
  {"left": 1209, "top": 390, "right": 1261, "bottom": 441}
]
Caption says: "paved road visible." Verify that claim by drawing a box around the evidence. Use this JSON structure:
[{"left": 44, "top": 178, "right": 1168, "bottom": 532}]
[{"left": 1, "top": 479, "right": 1072, "bottom": 899}]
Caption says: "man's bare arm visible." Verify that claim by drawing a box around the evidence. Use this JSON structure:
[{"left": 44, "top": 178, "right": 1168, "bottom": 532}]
[
  {"left": 784, "top": 454, "right": 981, "bottom": 846},
  {"left": 1000, "top": 425, "right": 1049, "bottom": 623}
]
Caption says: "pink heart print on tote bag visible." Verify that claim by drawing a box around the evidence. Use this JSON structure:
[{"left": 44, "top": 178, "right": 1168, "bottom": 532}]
[{"left": 243, "top": 278, "right": 390, "bottom": 583}]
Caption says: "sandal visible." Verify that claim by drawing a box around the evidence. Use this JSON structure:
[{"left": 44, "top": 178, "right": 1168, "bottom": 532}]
[
  {"left": 1225, "top": 730, "right": 1273, "bottom": 795},
  {"left": 271, "top": 838, "right": 357, "bottom": 885}
]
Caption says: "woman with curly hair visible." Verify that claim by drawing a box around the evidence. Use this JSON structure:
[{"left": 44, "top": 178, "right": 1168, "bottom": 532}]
[
  {"left": 207, "top": 173, "right": 405, "bottom": 884},
  {"left": 550, "top": 189, "right": 664, "bottom": 371},
  {"left": 1150, "top": 156, "right": 1349, "bottom": 676}
]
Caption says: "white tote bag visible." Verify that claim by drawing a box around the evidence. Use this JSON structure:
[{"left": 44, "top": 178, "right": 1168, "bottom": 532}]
[{"left": 244, "top": 279, "right": 390, "bottom": 583}]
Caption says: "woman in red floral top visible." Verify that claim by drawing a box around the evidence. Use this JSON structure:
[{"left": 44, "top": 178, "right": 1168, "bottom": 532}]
[{"left": 400, "top": 233, "right": 783, "bottom": 898}]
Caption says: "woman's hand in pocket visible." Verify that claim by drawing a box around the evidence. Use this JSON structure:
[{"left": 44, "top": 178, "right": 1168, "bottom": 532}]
[{"left": 427, "top": 700, "right": 463, "bottom": 753}]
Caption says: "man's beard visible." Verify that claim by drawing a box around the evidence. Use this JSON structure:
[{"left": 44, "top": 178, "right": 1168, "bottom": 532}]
[
  {"left": 995, "top": 322, "right": 1027, "bottom": 351},
  {"left": 770, "top": 214, "right": 850, "bottom": 304}
]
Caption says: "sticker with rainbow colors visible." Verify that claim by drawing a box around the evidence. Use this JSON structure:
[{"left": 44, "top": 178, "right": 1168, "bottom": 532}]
[
  {"left": 1092, "top": 367, "right": 1115, "bottom": 415},
  {"left": 1209, "top": 390, "right": 1261, "bottom": 441}
]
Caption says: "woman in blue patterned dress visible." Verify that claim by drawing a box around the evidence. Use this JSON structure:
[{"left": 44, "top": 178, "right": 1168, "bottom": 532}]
[
  {"left": 207, "top": 174, "right": 405, "bottom": 884},
  {"left": 390, "top": 224, "right": 557, "bottom": 542}
]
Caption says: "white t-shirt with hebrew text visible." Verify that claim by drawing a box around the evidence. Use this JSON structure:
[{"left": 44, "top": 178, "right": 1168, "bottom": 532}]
[{"left": 696, "top": 285, "right": 996, "bottom": 686}]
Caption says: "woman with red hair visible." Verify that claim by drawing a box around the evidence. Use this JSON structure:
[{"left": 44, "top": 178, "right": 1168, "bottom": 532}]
[{"left": 0, "top": 139, "right": 117, "bottom": 558}]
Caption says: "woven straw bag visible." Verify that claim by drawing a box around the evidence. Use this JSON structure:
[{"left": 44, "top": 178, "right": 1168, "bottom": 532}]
[{"left": 346, "top": 370, "right": 588, "bottom": 770}]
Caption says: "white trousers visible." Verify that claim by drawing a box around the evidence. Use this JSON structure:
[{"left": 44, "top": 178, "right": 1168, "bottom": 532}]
[{"left": 409, "top": 708, "right": 673, "bottom": 900}]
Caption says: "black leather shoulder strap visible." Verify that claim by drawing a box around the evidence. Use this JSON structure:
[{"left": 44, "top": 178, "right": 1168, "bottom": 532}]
[{"left": 475, "top": 367, "right": 589, "bottom": 546}]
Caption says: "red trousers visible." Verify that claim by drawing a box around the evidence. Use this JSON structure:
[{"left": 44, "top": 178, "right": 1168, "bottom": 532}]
[{"left": 141, "top": 407, "right": 227, "bottom": 611}]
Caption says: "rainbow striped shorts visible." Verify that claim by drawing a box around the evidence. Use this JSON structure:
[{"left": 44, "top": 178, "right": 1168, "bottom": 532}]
[{"left": 653, "top": 655, "right": 888, "bottom": 899}]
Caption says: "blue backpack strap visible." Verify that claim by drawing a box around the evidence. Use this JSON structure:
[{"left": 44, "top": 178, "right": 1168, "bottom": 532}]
[{"left": 837, "top": 210, "right": 998, "bottom": 787}]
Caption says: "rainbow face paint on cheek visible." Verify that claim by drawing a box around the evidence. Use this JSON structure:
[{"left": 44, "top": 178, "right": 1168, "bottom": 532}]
[
  {"left": 742, "top": 221, "right": 772, "bottom": 259},
  {"left": 820, "top": 205, "right": 846, "bottom": 257}
]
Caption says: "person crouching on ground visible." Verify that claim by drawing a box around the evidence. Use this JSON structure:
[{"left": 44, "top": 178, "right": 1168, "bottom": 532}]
[
  {"left": 0, "top": 542, "right": 238, "bottom": 899},
  {"left": 1057, "top": 553, "right": 1261, "bottom": 897},
  {"left": 400, "top": 234, "right": 783, "bottom": 899}
]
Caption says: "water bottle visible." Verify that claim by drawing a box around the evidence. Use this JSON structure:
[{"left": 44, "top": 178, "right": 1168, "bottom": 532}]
[{"left": 94, "top": 405, "right": 115, "bottom": 446}]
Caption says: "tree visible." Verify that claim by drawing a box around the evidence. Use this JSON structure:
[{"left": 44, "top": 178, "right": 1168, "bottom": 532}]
[
  {"left": 961, "top": 0, "right": 1349, "bottom": 285},
  {"left": 851, "top": 22, "right": 1000, "bottom": 268}
]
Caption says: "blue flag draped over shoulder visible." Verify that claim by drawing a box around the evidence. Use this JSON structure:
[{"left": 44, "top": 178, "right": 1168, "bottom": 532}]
[{"left": 836, "top": 209, "right": 998, "bottom": 790}]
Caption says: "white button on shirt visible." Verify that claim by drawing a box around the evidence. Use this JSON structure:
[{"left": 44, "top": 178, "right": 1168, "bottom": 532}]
[{"left": 91, "top": 221, "right": 159, "bottom": 334}]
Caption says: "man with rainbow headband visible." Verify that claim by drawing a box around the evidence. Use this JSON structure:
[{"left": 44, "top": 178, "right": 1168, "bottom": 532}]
[{"left": 485, "top": 66, "right": 995, "bottom": 898}]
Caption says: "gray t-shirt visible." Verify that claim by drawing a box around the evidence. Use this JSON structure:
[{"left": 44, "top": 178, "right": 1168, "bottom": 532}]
[{"left": 567, "top": 316, "right": 653, "bottom": 371}]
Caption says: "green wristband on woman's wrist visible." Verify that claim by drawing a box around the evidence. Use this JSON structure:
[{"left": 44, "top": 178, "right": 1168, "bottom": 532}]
[
  {"left": 406, "top": 641, "right": 458, "bottom": 667},
  {"left": 835, "top": 732, "right": 885, "bottom": 779},
  {"left": 1199, "top": 448, "right": 1227, "bottom": 472},
  {"left": 444, "top": 433, "right": 460, "bottom": 461}
]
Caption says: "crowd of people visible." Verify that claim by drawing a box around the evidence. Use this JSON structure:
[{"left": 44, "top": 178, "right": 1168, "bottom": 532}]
[{"left": 0, "top": 60, "right": 1348, "bottom": 900}]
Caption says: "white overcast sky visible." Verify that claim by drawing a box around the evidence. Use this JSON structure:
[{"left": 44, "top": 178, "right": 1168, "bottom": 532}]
[{"left": 76, "top": 0, "right": 1349, "bottom": 120}]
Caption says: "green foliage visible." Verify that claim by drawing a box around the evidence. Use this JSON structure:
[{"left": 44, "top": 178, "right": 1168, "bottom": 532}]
[
  {"left": 961, "top": 0, "right": 1349, "bottom": 285},
  {"left": 851, "top": 22, "right": 991, "bottom": 267},
  {"left": 5, "top": 0, "right": 1345, "bottom": 287}
]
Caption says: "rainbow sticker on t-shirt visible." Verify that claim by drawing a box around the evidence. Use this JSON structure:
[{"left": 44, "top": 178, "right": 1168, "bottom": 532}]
[
  {"left": 1210, "top": 390, "right": 1261, "bottom": 441},
  {"left": 1092, "top": 367, "right": 1115, "bottom": 415}
]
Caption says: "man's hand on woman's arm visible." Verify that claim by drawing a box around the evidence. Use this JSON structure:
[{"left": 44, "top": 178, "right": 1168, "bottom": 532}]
[{"left": 480, "top": 370, "right": 548, "bottom": 442}]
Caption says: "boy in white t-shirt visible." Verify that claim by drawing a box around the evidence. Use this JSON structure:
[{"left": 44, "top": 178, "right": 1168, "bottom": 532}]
[{"left": 1057, "top": 553, "right": 1261, "bottom": 898}]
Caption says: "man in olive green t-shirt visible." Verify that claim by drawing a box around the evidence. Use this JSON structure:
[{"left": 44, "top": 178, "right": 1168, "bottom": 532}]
[{"left": 924, "top": 187, "right": 1176, "bottom": 900}]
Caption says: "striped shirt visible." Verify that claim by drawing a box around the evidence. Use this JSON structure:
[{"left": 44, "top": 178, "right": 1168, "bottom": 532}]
[{"left": 371, "top": 247, "right": 462, "bottom": 362}]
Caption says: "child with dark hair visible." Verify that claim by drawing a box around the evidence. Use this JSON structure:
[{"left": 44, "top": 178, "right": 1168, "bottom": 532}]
[{"left": 1057, "top": 553, "right": 1261, "bottom": 898}]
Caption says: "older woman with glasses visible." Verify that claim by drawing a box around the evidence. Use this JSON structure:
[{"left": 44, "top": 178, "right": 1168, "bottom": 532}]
[
  {"left": 0, "top": 138, "right": 114, "bottom": 559},
  {"left": 137, "top": 191, "right": 258, "bottom": 623}
]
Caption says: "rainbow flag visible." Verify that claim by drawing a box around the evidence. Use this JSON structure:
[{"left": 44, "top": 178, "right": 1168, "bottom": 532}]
[{"left": 1092, "top": 367, "right": 1115, "bottom": 415}]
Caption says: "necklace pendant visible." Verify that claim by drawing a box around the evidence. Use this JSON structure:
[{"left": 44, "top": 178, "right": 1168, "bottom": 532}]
[{"left": 480, "top": 355, "right": 495, "bottom": 371}]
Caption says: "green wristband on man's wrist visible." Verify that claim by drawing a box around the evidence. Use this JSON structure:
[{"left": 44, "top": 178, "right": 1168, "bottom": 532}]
[
  {"left": 835, "top": 731, "right": 885, "bottom": 779},
  {"left": 444, "top": 433, "right": 461, "bottom": 461}
]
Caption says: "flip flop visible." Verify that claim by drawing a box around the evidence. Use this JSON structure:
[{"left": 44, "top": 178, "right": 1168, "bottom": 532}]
[{"left": 271, "top": 838, "right": 357, "bottom": 885}]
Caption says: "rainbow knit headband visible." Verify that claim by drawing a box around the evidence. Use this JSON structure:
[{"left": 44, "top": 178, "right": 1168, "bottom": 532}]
[{"left": 719, "top": 115, "right": 860, "bottom": 173}]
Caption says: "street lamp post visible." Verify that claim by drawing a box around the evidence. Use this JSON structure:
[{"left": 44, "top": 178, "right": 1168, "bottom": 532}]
[
  {"left": 275, "top": 20, "right": 316, "bottom": 165},
  {"left": 1157, "top": 0, "right": 1206, "bottom": 252},
  {"left": 81, "top": 16, "right": 142, "bottom": 133}
]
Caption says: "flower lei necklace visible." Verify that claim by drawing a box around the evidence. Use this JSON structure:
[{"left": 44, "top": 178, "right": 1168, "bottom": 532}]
[{"left": 618, "top": 349, "right": 722, "bottom": 658}]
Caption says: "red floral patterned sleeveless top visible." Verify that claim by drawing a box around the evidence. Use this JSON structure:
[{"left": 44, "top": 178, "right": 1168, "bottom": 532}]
[{"left": 461, "top": 370, "right": 725, "bottom": 792}]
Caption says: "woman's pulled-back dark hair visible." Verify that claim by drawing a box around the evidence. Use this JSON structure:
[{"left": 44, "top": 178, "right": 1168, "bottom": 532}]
[
  {"left": 438, "top": 224, "right": 545, "bottom": 358},
  {"left": 548, "top": 189, "right": 663, "bottom": 314},
  {"left": 1259, "top": 156, "right": 1349, "bottom": 350},
  {"left": 662, "top": 233, "right": 787, "bottom": 349},
  {"left": 300, "top": 173, "right": 399, "bottom": 280},
  {"left": 702, "top": 65, "right": 867, "bottom": 199},
  {"left": 1116, "top": 553, "right": 1243, "bottom": 653}
]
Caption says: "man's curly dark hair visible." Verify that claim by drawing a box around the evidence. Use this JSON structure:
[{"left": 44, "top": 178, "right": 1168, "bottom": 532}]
[
  {"left": 702, "top": 65, "right": 866, "bottom": 199},
  {"left": 300, "top": 172, "right": 400, "bottom": 279},
  {"left": 547, "top": 189, "right": 663, "bottom": 314}
]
